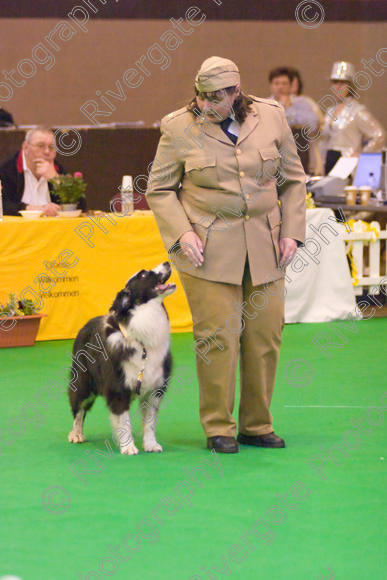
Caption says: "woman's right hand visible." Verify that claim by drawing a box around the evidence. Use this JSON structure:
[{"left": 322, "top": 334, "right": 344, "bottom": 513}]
[{"left": 179, "top": 230, "right": 204, "bottom": 267}]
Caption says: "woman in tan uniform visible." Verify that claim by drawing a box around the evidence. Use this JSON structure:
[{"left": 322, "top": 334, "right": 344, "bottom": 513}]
[{"left": 146, "top": 57, "right": 306, "bottom": 453}]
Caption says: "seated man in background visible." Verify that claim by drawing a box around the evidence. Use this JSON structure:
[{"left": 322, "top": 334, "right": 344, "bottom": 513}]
[{"left": 0, "top": 126, "right": 63, "bottom": 216}]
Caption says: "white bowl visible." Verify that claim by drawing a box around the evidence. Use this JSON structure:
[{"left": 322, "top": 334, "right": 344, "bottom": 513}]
[
  {"left": 57, "top": 210, "right": 82, "bottom": 218},
  {"left": 19, "top": 210, "right": 43, "bottom": 219}
]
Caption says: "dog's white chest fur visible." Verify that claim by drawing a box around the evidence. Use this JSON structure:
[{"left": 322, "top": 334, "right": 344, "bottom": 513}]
[
  {"left": 129, "top": 300, "right": 170, "bottom": 348},
  {"left": 110, "top": 300, "right": 170, "bottom": 393}
]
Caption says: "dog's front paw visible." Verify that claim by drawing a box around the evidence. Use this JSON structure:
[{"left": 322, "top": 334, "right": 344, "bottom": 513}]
[
  {"left": 143, "top": 441, "right": 163, "bottom": 453},
  {"left": 120, "top": 443, "right": 139, "bottom": 455},
  {"left": 68, "top": 430, "right": 85, "bottom": 443}
]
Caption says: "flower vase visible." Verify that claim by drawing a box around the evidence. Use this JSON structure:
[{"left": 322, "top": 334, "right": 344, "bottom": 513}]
[{"left": 61, "top": 203, "right": 77, "bottom": 211}]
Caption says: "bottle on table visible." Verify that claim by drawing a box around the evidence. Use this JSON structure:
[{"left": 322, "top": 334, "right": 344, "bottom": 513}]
[
  {"left": 120, "top": 175, "right": 134, "bottom": 215},
  {"left": 110, "top": 175, "right": 134, "bottom": 215}
]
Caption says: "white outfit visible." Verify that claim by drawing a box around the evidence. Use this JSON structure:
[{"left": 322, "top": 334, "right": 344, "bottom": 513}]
[
  {"left": 321, "top": 97, "right": 385, "bottom": 158},
  {"left": 21, "top": 152, "right": 51, "bottom": 206}
]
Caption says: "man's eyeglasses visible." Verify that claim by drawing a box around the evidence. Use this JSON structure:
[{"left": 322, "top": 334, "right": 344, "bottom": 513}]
[{"left": 30, "top": 142, "right": 56, "bottom": 151}]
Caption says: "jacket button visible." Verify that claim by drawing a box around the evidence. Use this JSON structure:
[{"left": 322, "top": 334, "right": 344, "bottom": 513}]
[
  {"left": 236, "top": 149, "right": 242, "bottom": 155},
  {"left": 245, "top": 215, "right": 250, "bottom": 221},
  {"left": 245, "top": 194, "right": 251, "bottom": 200},
  {"left": 239, "top": 171, "right": 245, "bottom": 177}
]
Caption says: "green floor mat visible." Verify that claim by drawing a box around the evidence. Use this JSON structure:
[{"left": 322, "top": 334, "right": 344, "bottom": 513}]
[{"left": 0, "top": 319, "right": 385, "bottom": 579}]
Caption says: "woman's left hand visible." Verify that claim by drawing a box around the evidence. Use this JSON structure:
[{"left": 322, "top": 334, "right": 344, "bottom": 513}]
[{"left": 279, "top": 237, "right": 297, "bottom": 267}]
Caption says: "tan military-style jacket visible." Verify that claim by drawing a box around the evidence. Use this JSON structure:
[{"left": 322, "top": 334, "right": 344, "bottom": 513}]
[{"left": 146, "top": 96, "right": 306, "bottom": 285}]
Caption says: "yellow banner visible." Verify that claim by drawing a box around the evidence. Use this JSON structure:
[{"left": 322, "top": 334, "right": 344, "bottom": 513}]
[{"left": 0, "top": 214, "right": 192, "bottom": 340}]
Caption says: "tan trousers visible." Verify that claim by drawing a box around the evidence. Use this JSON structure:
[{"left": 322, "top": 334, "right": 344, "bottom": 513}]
[{"left": 179, "top": 263, "right": 285, "bottom": 438}]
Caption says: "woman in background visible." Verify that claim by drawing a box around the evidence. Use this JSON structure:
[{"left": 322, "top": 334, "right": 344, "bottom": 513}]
[
  {"left": 268, "top": 66, "right": 319, "bottom": 174},
  {"left": 289, "top": 67, "right": 324, "bottom": 175}
]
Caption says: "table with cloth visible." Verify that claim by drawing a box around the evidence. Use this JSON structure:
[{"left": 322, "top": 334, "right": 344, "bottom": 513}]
[
  {"left": 0, "top": 208, "right": 356, "bottom": 341},
  {"left": 0, "top": 213, "right": 191, "bottom": 340},
  {"left": 284, "top": 207, "right": 356, "bottom": 322}
]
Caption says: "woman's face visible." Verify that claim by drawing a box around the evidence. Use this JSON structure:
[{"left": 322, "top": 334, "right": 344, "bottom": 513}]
[
  {"left": 270, "top": 75, "right": 291, "bottom": 100},
  {"left": 196, "top": 86, "right": 240, "bottom": 123},
  {"left": 330, "top": 80, "right": 350, "bottom": 97}
]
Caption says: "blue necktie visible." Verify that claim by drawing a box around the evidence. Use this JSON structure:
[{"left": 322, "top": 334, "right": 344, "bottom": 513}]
[{"left": 220, "top": 118, "right": 238, "bottom": 145}]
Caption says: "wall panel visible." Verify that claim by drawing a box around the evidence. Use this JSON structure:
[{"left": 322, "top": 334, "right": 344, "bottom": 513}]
[{"left": 0, "top": 19, "right": 385, "bottom": 131}]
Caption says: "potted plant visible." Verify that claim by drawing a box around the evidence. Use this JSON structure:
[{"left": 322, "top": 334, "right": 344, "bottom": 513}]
[
  {"left": 49, "top": 171, "right": 87, "bottom": 211},
  {"left": 0, "top": 292, "right": 46, "bottom": 347}
]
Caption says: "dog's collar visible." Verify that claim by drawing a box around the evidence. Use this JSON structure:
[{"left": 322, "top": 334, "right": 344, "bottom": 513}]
[
  {"left": 118, "top": 322, "right": 129, "bottom": 340},
  {"left": 118, "top": 322, "right": 147, "bottom": 395}
]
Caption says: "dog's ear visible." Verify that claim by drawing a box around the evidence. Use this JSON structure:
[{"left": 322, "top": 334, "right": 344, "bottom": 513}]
[{"left": 110, "top": 289, "right": 131, "bottom": 317}]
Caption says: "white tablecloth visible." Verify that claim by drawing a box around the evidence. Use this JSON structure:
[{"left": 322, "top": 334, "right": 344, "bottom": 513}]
[{"left": 285, "top": 208, "right": 357, "bottom": 323}]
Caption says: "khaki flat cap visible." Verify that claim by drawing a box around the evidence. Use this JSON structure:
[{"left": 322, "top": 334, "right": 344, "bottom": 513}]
[{"left": 195, "top": 56, "right": 240, "bottom": 92}]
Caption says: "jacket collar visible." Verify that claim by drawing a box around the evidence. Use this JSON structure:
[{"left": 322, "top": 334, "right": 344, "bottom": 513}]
[
  {"left": 16, "top": 150, "right": 23, "bottom": 173},
  {"left": 194, "top": 107, "right": 260, "bottom": 146},
  {"left": 195, "top": 113, "right": 232, "bottom": 146},
  {"left": 236, "top": 109, "right": 260, "bottom": 145}
]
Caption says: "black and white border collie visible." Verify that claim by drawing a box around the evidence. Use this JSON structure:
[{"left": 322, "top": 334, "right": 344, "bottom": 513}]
[{"left": 68, "top": 262, "right": 176, "bottom": 455}]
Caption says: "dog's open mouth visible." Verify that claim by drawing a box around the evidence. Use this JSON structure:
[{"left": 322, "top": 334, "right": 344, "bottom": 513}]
[{"left": 154, "top": 282, "right": 176, "bottom": 295}]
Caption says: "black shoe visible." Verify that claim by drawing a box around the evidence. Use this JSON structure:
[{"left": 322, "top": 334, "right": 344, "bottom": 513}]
[
  {"left": 207, "top": 436, "right": 239, "bottom": 453},
  {"left": 237, "top": 432, "right": 285, "bottom": 448}
]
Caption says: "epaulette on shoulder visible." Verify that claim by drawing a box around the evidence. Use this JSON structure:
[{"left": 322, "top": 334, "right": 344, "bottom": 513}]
[
  {"left": 249, "top": 95, "right": 281, "bottom": 108},
  {"left": 161, "top": 106, "right": 191, "bottom": 126}
]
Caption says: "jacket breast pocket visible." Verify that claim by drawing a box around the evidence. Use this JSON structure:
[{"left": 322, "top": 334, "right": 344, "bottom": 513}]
[
  {"left": 258, "top": 147, "right": 282, "bottom": 185},
  {"left": 185, "top": 156, "right": 217, "bottom": 188},
  {"left": 267, "top": 206, "right": 282, "bottom": 266}
]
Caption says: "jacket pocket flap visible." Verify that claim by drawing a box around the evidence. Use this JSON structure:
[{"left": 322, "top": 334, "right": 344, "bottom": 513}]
[
  {"left": 186, "top": 207, "right": 217, "bottom": 227},
  {"left": 260, "top": 147, "right": 281, "bottom": 161},
  {"left": 185, "top": 157, "right": 216, "bottom": 172},
  {"left": 267, "top": 207, "right": 282, "bottom": 229}
]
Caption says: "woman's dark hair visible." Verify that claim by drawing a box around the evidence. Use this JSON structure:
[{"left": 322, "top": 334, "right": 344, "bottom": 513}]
[
  {"left": 288, "top": 68, "right": 304, "bottom": 95},
  {"left": 268, "top": 67, "right": 295, "bottom": 83},
  {"left": 186, "top": 86, "right": 253, "bottom": 124}
]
